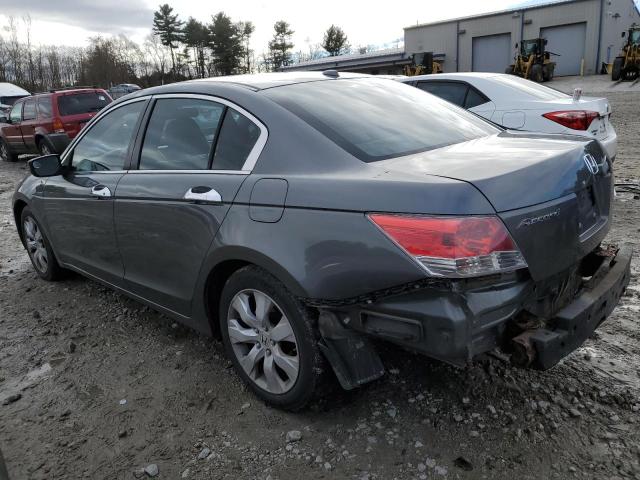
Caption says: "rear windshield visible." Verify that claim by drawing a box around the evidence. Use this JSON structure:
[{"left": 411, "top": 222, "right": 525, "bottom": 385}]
[
  {"left": 57, "top": 92, "right": 111, "bottom": 116},
  {"left": 264, "top": 78, "right": 499, "bottom": 162},
  {"left": 491, "top": 75, "right": 570, "bottom": 100},
  {"left": 0, "top": 95, "right": 27, "bottom": 106}
]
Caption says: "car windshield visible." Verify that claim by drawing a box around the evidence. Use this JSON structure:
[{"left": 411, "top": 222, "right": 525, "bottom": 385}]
[
  {"left": 491, "top": 75, "right": 570, "bottom": 100},
  {"left": 264, "top": 78, "right": 499, "bottom": 162},
  {"left": 57, "top": 92, "right": 111, "bottom": 116}
]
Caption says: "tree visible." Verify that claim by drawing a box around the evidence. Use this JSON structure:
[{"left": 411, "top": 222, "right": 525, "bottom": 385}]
[
  {"left": 322, "top": 25, "right": 349, "bottom": 56},
  {"left": 208, "top": 12, "right": 243, "bottom": 76},
  {"left": 268, "top": 21, "right": 294, "bottom": 70},
  {"left": 152, "top": 4, "right": 184, "bottom": 74},
  {"left": 183, "top": 17, "right": 209, "bottom": 78},
  {"left": 236, "top": 21, "right": 255, "bottom": 73}
]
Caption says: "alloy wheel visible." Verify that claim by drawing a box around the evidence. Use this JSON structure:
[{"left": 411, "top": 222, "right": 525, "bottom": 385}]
[
  {"left": 23, "top": 217, "right": 48, "bottom": 273},
  {"left": 227, "top": 289, "right": 300, "bottom": 394},
  {"left": 40, "top": 143, "right": 51, "bottom": 155}
]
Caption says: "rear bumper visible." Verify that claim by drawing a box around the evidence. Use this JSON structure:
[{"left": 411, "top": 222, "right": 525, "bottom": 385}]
[
  {"left": 599, "top": 130, "right": 617, "bottom": 160},
  {"left": 328, "top": 245, "right": 631, "bottom": 370}
]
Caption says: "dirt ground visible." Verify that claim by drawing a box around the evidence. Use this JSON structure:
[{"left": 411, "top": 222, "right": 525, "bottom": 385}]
[{"left": 1, "top": 76, "right": 640, "bottom": 480}]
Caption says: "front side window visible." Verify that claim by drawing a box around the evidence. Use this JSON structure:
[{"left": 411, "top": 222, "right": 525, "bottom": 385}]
[
  {"left": 417, "top": 81, "right": 468, "bottom": 107},
  {"left": 139, "top": 98, "right": 224, "bottom": 170},
  {"left": 70, "top": 101, "right": 144, "bottom": 172},
  {"left": 22, "top": 99, "right": 36, "bottom": 120},
  {"left": 265, "top": 78, "right": 498, "bottom": 162},
  {"left": 212, "top": 109, "right": 261, "bottom": 170},
  {"left": 9, "top": 103, "right": 22, "bottom": 123},
  {"left": 37, "top": 96, "right": 53, "bottom": 118}
]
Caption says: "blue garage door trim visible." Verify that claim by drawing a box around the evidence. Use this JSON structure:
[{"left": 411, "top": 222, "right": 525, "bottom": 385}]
[
  {"left": 472, "top": 33, "right": 512, "bottom": 73},
  {"left": 540, "top": 22, "right": 587, "bottom": 76}
]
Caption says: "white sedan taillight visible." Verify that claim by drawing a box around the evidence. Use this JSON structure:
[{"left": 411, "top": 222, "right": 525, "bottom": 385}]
[{"left": 368, "top": 214, "right": 528, "bottom": 278}]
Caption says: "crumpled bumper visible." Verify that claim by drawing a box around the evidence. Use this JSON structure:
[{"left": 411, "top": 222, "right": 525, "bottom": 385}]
[
  {"left": 511, "top": 244, "right": 632, "bottom": 369},
  {"left": 322, "top": 245, "right": 632, "bottom": 378}
]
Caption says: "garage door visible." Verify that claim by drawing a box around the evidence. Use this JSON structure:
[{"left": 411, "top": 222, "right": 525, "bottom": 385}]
[
  {"left": 472, "top": 33, "right": 512, "bottom": 73},
  {"left": 540, "top": 23, "right": 586, "bottom": 76}
]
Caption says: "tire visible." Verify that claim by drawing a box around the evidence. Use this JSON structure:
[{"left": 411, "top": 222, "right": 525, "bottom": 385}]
[
  {"left": 38, "top": 138, "right": 55, "bottom": 156},
  {"left": 0, "top": 139, "right": 17, "bottom": 162},
  {"left": 20, "top": 207, "right": 64, "bottom": 281},
  {"left": 219, "top": 265, "right": 327, "bottom": 411},
  {"left": 505, "top": 65, "right": 515, "bottom": 75},
  {"left": 530, "top": 64, "right": 543, "bottom": 83},
  {"left": 612, "top": 57, "right": 624, "bottom": 81},
  {"left": 542, "top": 64, "right": 554, "bottom": 82}
]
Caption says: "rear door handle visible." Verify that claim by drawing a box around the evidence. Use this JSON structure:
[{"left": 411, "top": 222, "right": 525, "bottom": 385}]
[
  {"left": 90, "top": 185, "right": 112, "bottom": 198},
  {"left": 184, "top": 186, "right": 222, "bottom": 204}
]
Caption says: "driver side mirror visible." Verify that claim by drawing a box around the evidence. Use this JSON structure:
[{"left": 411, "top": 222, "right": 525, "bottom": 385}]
[{"left": 29, "top": 154, "right": 62, "bottom": 177}]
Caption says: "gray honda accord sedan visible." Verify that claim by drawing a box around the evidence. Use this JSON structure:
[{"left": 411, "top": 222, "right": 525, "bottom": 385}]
[{"left": 13, "top": 72, "right": 631, "bottom": 410}]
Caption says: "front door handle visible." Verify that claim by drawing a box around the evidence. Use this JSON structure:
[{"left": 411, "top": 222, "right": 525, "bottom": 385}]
[
  {"left": 184, "top": 186, "right": 222, "bottom": 204},
  {"left": 90, "top": 185, "right": 112, "bottom": 198}
]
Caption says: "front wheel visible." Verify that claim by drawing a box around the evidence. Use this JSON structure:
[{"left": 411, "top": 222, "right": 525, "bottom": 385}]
[
  {"left": 530, "top": 64, "right": 543, "bottom": 82},
  {"left": 219, "top": 266, "right": 327, "bottom": 410},
  {"left": 21, "top": 207, "right": 64, "bottom": 281},
  {"left": 612, "top": 57, "right": 624, "bottom": 81}
]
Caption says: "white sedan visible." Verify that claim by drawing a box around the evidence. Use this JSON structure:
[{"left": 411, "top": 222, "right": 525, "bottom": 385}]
[{"left": 400, "top": 72, "right": 617, "bottom": 160}]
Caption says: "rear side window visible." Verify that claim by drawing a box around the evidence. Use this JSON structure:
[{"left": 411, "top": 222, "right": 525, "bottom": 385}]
[
  {"left": 464, "top": 88, "right": 490, "bottom": 109},
  {"left": 71, "top": 101, "right": 144, "bottom": 172},
  {"left": 417, "top": 81, "right": 467, "bottom": 107},
  {"left": 22, "top": 99, "right": 36, "bottom": 120},
  {"left": 139, "top": 98, "right": 225, "bottom": 170},
  {"left": 212, "top": 110, "right": 261, "bottom": 170},
  {"left": 265, "top": 78, "right": 498, "bottom": 162},
  {"left": 57, "top": 92, "right": 111, "bottom": 116},
  {"left": 37, "top": 96, "right": 53, "bottom": 118}
]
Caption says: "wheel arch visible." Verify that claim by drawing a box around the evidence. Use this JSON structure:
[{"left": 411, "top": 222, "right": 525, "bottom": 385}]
[
  {"left": 200, "top": 246, "right": 309, "bottom": 337},
  {"left": 13, "top": 198, "right": 28, "bottom": 247}
]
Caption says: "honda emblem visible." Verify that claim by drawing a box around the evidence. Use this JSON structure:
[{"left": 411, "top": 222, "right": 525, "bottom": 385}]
[{"left": 583, "top": 154, "right": 599, "bottom": 175}]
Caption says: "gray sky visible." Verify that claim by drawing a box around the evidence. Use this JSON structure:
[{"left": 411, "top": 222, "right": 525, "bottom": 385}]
[{"left": 0, "top": 0, "right": 637, "bottom": 54}]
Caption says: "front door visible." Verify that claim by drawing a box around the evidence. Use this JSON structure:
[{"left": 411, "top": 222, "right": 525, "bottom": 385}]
[
  {"left": 5, "top": 102, "right": 26, "bottom": 152},
  {"left": 43, "top": 99, "right": 148, "bottom": 285},
  {"left": 114, "top": 95, "right": 265, "bottom": 316}
]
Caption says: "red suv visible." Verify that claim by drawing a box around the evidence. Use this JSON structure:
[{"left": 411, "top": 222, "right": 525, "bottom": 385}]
[{"left": 0, "top": 87, "right": 112, "bottom": 162}]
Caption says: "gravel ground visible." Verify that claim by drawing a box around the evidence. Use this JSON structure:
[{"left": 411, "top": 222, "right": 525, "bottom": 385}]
[{"left": 1, "top": 77, "right": 640, "bottom": 480}]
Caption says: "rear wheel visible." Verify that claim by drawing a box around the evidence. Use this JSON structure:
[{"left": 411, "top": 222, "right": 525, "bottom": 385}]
[
  {"left": 542, "top": 64, "right": 554, "bottom": 82},
  {"left": 0, "top": 139, "right": 17, "bottom": 162},
  {"left": 219, "top": 266, "right": 327, "bottom": 411},
  {"left": 21, "top": 207, "right": 64, "bottom": 281},
  {"left": 612, "top": 57, "right": 624, "bottom": 81},
  {"left": 530, "top": 64, "right": 543, "bottom": 83}
]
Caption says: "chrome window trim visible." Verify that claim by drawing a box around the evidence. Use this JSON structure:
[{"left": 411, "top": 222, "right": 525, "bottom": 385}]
[
  {"left": 148, "top": 93, "right": 268, "bottom": 173},
  {"left": 127, "top": 169, "right": 249, "bottom": 175},
  {"left": 60, "top": 97, "right": 149, "bottom": 166}
]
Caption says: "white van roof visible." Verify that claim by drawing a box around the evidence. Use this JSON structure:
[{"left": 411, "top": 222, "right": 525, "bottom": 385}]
[{"left": 0, "top": 82, "right": 30, "bottom": 97}]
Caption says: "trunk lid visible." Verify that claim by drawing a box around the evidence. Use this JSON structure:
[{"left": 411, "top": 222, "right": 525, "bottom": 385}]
[{"left": 378, "top": 132, "right": 613, "bottom": 280}]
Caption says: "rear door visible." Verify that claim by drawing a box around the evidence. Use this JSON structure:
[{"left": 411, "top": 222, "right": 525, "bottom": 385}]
[
  {"left": 43, "top": 98, "right": 148, "bottom": 285},
  {"left": 114, "top": 94, "right": 266, "bottom": 316},
  {"left": 19, "top": 97, "right": 38, "bottom": 151}
]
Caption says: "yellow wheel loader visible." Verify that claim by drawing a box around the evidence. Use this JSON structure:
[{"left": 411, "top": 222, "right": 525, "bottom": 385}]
[
  {"left": 506, "top": 38, "right": 557, "bottom": 83},
  {"left": 403, "top": 52, "right": 443, "bottom": 76},
  {"left": 612, "top": 24, "right": 640, "bottom": 81}
]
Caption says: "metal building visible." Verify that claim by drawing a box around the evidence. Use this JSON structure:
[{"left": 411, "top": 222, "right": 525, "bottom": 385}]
[
  {"left": 281, "top": 47, "right": 410, "bottom": 74},
  {"left": 404, "top": 0, "right": 640, "bottom": 76}
]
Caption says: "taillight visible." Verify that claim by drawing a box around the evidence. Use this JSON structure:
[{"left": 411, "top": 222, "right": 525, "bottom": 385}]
[
  {"left": 368, "top": 214, "right": 527, "bottom": 278},
  {"left": 52, "top": 117, "right": 64, "bottom": 133},
  {"left": 542, "top": 110, "right": 599, "bottom": 131}
]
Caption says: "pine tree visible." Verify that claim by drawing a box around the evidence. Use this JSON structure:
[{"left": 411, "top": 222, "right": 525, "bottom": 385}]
[
  {"left": 209, "top": 12, "right": 243, "bottom": 76},
  {"left": 152, "top": 4, "right": 184, "bottom": 74},
  {"left": 183, "top": 17, "right": 209, "bottom": 78},
  {"left": 268, "top": 21, "right": 294, "bottom": 71},
  {"left": 322, "top": 25, "right": 350, "bottom": 57}
]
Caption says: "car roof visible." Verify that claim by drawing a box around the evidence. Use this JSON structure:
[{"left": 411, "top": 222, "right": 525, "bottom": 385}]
[
  {"left": 401, "top": 72, "right": 505, "bottom": 82},
  {"left": 0, "top": 82, "right": 30, "bottom": 96},
  {"left": 181, "top": 71, "right": 370, "bottom": 91}
]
